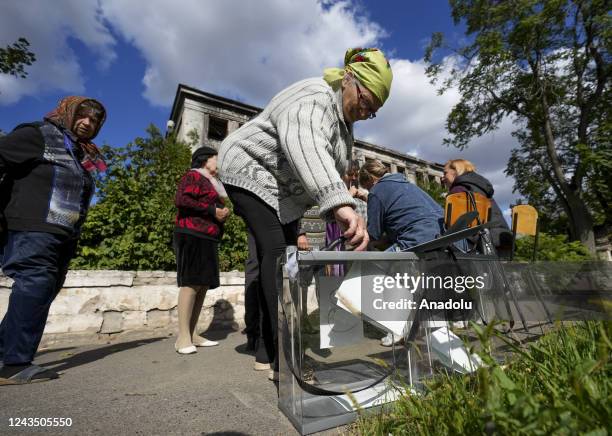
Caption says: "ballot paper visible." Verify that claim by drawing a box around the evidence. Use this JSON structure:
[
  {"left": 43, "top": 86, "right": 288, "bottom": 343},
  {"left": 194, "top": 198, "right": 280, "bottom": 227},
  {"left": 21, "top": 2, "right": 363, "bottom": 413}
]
[
  {"left": 429, "top": 326, "right": 483, "bottom": 374},
  {"left": 319, "top": 276, "right": 364, "bottom": 349},
  {"left": 330, "top": 382, "right": 408, "bottom": 412},
  {"left": 334, "top": 262, "right": 411, "bottom": 337}
]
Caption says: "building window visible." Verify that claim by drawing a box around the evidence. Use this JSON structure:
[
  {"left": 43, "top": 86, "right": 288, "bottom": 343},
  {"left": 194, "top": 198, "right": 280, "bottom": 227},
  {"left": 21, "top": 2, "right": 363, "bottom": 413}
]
[
  {"left": 208, "top": 116, "right": 228, "bottom": 141},
  {"left": 396, "top": 166, "right": 405, "bottom": 174}
]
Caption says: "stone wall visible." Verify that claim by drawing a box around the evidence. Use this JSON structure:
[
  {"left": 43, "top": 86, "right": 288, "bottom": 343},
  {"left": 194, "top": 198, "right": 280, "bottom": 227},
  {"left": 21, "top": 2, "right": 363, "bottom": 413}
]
[{"left": 0, "top": 270, "right": 247, "bottom": 349}]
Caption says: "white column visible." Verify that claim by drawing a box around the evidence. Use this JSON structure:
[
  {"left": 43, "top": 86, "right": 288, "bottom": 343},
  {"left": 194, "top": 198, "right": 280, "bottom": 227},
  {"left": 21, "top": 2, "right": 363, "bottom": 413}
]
[
  {"left": 179, "top": 108, "right": 206, "bottom": 149},
  {"left": 227, "top": 120, "right": 240, "bottom": 134}
]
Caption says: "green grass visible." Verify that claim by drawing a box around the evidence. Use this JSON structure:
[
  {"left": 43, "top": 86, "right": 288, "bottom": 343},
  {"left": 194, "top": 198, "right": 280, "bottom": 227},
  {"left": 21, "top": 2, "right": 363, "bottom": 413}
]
[{"left": 355, "top": 322, "right": 612, "bottom": 435}]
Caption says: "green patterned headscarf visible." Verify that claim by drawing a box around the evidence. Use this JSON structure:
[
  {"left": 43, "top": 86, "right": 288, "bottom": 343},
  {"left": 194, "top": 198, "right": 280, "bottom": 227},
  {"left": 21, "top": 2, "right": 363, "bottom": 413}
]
[{"left": 323, "top": 47, "right": 393, "bottom": 105}]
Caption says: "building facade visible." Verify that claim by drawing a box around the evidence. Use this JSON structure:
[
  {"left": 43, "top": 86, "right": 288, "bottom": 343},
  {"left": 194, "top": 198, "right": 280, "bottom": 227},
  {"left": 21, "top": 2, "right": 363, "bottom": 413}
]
[
  {"left": 169, "top": 84, "right": 612, "bottom": 259},
  {"left": 169, "top": 84, "right": 445, "bottom": 187}
]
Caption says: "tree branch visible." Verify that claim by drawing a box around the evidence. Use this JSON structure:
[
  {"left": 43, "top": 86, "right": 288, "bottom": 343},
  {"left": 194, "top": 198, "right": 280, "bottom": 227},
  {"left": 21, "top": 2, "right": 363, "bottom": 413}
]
[{"left": 483, "top": 85, "right": 528, "bottom": 117}]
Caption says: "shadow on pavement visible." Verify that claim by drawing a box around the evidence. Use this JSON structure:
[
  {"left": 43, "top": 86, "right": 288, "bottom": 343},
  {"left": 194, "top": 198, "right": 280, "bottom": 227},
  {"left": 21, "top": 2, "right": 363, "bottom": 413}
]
[
  {"left": 233, "top": 341, "right": 256, "bottom": 356},
  {"left": 205, "top": 433, "right": 251, "bottom": 436},
  {"left": 200, "top": 328, "right": 234, "bottom": 342},
  {"left": 40, "top": 337, "right": 165, "bottom": 372},
  {"left": 35, "top": 346, "right": 77, "bottom": 357},
  {"left": 196, "top": 299, "right": 237, "bottom": 342}
]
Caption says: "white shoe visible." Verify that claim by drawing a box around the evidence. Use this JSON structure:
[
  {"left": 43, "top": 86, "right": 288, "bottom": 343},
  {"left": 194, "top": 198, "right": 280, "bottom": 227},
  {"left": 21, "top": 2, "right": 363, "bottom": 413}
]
[
  {"left": 175, "top": 345, "right": 197, "bottom": 354},
  {"left": 254, "top": 362, "right": 270, "bottom": 371},
  {"left": 268, "top": 370, "right": 279, "bottom": 382},
  {"left": 380, "top": 333, "right": 402, "bottom": 347},
  {"left": 193, "top": 339, "right": 218, "bottom": 347}
]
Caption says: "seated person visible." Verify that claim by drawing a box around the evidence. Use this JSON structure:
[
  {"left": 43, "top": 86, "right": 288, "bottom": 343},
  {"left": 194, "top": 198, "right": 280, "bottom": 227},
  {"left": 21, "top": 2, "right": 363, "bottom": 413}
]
[
  {"left": 359, "top": 160, "right": 444, "bottom": 252},
  {"left": 442, "top": 159, "right": 512, "bottom": 256},
  {"left": 359, "top": 160, "right": 445, "bottom": 347}
]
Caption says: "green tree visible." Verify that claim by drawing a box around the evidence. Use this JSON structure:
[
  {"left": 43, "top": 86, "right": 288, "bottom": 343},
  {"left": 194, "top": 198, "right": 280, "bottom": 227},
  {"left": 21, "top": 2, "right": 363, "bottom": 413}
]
[
  {"left": 514, "top": 232, "right": 592, "bottom": 261},
  {"left": 425, "top": 0, "right": 610, "bottom": 253},
  {"left": 417, "top": 178, "right": 447, "bottom": 207},
  {"left": 218, "top": 202, "right": 248, "bottom": 272},
  {"left": 0, "top": 38, "right": 35, "bottom": 79},
  {"left": 72, "top": 126, "right": 249, "bottom": 271},
  {"left": 72, "top": 125, "right": 191, "bottom": 270}
]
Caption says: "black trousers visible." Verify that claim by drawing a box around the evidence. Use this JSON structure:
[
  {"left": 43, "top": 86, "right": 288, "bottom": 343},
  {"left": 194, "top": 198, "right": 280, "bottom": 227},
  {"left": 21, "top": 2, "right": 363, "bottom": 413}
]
[
  {"left": 244, "top": 230, "right": 260, "bottom": 340},
  {"left": 227, "top": 186, "right": 298, "bottom": 371}
]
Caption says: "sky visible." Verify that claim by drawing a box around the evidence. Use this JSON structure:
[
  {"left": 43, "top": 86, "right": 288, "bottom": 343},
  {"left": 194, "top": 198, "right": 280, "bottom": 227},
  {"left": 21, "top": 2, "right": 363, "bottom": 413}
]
[{"left": 0, "top": 0, "right": 523, "bottom": 217}]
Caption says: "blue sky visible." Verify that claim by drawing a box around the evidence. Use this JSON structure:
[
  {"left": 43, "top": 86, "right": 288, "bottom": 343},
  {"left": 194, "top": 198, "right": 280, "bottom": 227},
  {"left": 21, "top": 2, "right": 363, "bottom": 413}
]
[{"left": 0, "top": 0, "right": 519, "bottom": 214}]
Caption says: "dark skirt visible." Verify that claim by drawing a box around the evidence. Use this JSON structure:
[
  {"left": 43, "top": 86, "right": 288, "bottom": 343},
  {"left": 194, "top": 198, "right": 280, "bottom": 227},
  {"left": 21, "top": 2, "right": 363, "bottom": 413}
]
[{"left": 173, "top": 231, "right": 220, "bottom": 288}]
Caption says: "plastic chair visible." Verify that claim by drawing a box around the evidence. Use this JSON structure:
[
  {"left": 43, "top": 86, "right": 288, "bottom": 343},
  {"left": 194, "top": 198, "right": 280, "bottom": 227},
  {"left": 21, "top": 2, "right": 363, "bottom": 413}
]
[
  {"left": 511, "top": 204, "right": 551, "bottom": 323},
  {"left": 511, "top": 204, "right": 539, "bottom": 261},
  {"left": 445, "top": 191, "right": 492, "bottom": 229}
]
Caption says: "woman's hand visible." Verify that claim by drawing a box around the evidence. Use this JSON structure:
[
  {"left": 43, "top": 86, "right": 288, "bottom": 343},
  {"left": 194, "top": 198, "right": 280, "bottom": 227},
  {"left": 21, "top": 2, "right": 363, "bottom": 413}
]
[
  {"left": 333, "top": 206, "right": 369, "bottom": 251},
  {"left": 297, "top": 234, "right": 310, "bottom": 250},
  {"left": 349, "top": 186, "right": 368, "bottom": 202},
  {"left": 215, "top": 207, "right": 230, "bottom": 222}
]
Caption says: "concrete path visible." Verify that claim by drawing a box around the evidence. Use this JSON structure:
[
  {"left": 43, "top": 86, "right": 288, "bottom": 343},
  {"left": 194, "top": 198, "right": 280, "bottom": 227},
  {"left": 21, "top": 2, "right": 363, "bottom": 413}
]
[{"left": 0, "top": 330, "right": 348, "bottom": 436}]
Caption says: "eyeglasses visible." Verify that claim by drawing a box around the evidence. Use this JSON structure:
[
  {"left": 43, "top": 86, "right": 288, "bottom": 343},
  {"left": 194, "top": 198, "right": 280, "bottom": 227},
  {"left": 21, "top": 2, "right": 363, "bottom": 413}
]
[{"left": 355, "top": 82, "right": 377, "bottom": 119}]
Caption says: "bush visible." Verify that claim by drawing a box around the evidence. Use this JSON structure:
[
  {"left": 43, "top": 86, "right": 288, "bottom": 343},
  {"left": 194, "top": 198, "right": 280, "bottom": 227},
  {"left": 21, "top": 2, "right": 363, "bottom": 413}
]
[
  {"left": 417, "top": 179, "right": 447, "bottom": 207},
  {"left": 356, "top": 321, "right": 611, "bottom": 435},
  {"left": 218, "top": 200, "right": 248, "bottom": 272},
  {"left": 514, "top": 232, "right": 593, "bottom": 262},
  {"left": 72, "top": 125, "right": 248, "bottom": 271}
]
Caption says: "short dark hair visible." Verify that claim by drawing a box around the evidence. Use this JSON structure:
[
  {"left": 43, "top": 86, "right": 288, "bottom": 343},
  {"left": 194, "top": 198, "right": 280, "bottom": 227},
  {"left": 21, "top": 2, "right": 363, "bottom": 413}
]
[
  {"left": 191, "top": 146, "right": 218, "bottom": 168},
  {"left": 346, "top": 159, "right": 360, "bottom": 177}
]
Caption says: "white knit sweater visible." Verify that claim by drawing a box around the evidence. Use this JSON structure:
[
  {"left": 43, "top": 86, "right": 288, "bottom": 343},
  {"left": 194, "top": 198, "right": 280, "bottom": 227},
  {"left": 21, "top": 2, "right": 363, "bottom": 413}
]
[{"left": 218, "top": 78, "right": 356, "bottom": 224}]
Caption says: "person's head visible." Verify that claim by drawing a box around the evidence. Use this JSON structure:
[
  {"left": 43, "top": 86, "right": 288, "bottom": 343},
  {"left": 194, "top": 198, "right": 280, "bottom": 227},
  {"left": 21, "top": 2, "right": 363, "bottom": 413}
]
[
  {"left": 45, "top": 96, "right": 106, "bottom": 141},
  {"left": 343, "top": 159, "right": 360, "bottom": 187},
  {"left": 73, "top": 100, "right": 105, "bottom": 140},
  {"left": 191, "top": 146, "right": 218, "bottom": 175},
  {"left": 324, "top": 48, "right": 393, "bottom": 124},
  {"left": 341, "top": 73, "right": 382, "bottom": 123},
  {"left": 442, "top": 159, "right": 476, "bottom": 188},
  {"left": 358, "top": 159, "right": 389, "bottom": 190}
]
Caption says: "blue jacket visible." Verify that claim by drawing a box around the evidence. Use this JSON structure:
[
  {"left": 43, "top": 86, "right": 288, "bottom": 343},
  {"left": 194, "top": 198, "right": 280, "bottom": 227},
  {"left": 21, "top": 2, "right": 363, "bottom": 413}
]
[{"left": 367, "top": 173, "right": 443, "bottom": 251}]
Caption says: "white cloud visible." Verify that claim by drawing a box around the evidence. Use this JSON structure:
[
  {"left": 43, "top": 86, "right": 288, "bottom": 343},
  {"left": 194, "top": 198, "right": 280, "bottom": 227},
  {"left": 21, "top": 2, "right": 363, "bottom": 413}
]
[
  {"left": 0, "top": 0, "right": 115, "bottom": 105},
  {"left": 99, "top": 0, "right": 383, "bottom": 106},
  {"left": 356, "top": 58, "right": 461, "bottom": 157},
  {"left": 354, "top": 57, "right": 522, "bottom": 213},
  {"left": 0, "top": 0, "right": 522, "bottom": 211}
]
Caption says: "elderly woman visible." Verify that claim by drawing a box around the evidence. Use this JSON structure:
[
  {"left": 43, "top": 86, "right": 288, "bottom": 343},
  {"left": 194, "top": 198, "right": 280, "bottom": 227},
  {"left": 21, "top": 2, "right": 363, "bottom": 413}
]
[
  {"left": 173, "top": 146, "right": 230, "bottom": 354},
  {"left": 218, "top": 47, "right": 393, "bottom": 381},
  {"left": 441, "top": 159, "right": 511, "bottom": 254},
  {"left": 0, "top": 96, "right": 106, "bottom": 384}
]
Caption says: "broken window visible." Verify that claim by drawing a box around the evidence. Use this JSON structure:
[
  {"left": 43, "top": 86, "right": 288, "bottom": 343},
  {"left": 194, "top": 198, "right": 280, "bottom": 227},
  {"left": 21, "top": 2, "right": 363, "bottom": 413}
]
[{"left": 208, "top": 116, "right": 228, "bottom": 141}]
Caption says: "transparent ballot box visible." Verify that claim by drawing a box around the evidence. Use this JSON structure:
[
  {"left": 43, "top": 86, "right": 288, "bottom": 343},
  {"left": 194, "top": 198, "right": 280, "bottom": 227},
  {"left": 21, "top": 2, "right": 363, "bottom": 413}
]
[{"left": 278, "top": 248, "right": 484, "bottom": 435}]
